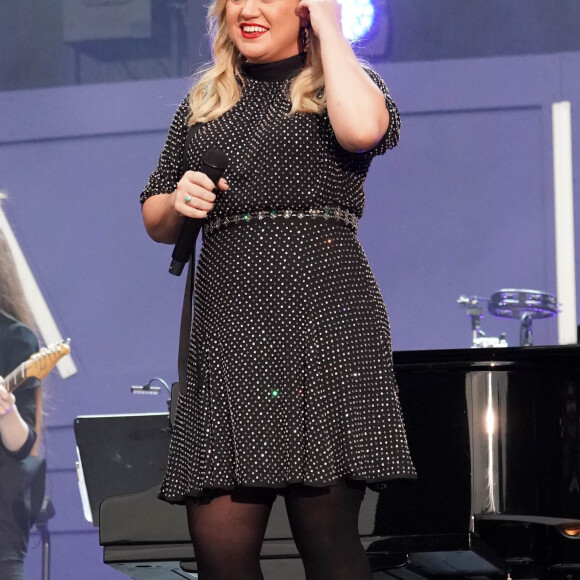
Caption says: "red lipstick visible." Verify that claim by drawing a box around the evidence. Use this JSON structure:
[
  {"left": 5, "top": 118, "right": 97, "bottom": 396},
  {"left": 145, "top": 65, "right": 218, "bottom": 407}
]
[{"left": 240, "top": 22, "right": 269, "bottom": 39}]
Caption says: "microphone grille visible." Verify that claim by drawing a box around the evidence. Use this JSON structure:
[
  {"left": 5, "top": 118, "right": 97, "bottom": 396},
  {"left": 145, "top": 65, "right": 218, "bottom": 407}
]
[{"left": 202, "top": 149, "right": 228, "bottom": 170}]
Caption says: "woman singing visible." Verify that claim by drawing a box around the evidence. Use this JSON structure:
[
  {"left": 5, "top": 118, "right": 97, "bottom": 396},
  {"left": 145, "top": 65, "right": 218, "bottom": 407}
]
[{"left": 141, "top": 1, "right": 415, "bottom": 578}]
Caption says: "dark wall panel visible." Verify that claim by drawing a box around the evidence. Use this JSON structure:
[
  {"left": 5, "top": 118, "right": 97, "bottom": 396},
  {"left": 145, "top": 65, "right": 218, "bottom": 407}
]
[{"left": 2, "top": 0, "right": 580, "bottom": 91}]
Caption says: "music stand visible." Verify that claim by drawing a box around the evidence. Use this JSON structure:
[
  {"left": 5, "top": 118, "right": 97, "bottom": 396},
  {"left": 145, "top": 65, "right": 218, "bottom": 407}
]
[{"left": 74, "top": 413, "right": 171, "bottom": 526}]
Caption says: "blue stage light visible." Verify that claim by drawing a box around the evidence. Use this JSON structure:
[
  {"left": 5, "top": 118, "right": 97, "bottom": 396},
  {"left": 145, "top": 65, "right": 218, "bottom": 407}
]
[{"left": 340, "top": 0, "right": 376, "bottom": 42}]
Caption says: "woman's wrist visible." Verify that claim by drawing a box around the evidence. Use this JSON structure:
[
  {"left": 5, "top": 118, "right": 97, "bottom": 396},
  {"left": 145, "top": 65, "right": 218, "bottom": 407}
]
[
  {"left": 0, "top": 403, "right": 15, "bottom": 418},
  {"left": 0, "top": 405, "right": 32, "bottom": 454},
  {"left": 313, "top": 20, "right": 345, "bottom": 46},
  {"left": 142, "top": 191, "right": 184, "bottom": 244}
]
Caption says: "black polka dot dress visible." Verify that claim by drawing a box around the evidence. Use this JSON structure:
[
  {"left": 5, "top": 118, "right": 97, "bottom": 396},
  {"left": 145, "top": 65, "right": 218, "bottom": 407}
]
[{"left": 141, "top": 54, "right": 416, "bottom": 503}]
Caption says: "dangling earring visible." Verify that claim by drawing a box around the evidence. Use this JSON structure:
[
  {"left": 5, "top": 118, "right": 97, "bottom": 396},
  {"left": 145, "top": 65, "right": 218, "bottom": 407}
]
[{"left": 299, "top": 25, "right": 310, "bottom": 53}]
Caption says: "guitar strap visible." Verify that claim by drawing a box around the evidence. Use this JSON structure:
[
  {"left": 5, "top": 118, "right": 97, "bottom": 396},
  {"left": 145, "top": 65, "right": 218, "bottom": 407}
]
[{"left": 177, "top": 122, "right": 202, "bottom": 397}]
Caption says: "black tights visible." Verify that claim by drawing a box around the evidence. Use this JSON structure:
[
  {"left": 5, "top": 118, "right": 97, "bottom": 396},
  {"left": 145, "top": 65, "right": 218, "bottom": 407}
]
[{"left": 186, "top": 481, "right": 372, "bottom": 580}]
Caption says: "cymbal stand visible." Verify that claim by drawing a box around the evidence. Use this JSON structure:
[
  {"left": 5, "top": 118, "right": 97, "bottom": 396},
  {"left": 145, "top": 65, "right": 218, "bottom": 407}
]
[{"left": 520, "top": 312, "right": 534, "bottom": 346}]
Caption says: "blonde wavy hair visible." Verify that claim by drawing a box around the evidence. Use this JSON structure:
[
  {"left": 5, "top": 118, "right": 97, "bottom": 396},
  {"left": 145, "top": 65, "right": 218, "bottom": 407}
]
[{"left": 188, "top": 0, "right": 326, "bottom": 125}]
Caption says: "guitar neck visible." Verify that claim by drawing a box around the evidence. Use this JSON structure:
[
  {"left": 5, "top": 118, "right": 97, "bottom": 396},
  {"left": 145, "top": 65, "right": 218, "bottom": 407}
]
[
  {"left": 3, "top": 340, "right": 70, "bottom": 393},
  {"left": 4, "top": 362, "right": 32, "bottom": 393}
]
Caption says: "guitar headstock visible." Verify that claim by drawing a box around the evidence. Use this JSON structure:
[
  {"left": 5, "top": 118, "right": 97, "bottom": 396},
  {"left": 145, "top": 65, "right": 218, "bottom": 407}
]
[{"left": 26, "top": 340, "right": 71, "bottom": 381}]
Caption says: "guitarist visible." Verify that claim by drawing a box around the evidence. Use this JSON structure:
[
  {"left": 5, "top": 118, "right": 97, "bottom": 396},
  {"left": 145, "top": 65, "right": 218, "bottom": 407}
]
[{"left": 0, "top": 229, "right": 45, "bottom": 580}]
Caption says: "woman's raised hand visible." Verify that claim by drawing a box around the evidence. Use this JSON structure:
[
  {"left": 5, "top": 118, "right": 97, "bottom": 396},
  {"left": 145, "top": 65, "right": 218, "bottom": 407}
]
[
  {"left": 173, "top": 171, "right": 229, "bottom": 220},
  {"left": 296, "top": 0, "right": 342, "bottom": 40}
]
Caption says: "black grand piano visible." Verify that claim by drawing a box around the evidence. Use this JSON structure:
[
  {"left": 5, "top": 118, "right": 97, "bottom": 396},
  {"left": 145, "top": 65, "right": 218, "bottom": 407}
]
[{"left": 75, "top": 346, "right": 580, "bottom": 579}]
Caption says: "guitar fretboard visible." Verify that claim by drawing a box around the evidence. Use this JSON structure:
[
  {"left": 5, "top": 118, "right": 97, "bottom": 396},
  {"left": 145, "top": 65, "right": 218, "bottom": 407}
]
[
  {"left": 2, "top": 341, "right": 70, "bottom": 394},
  {"left": 4, "top": 361, "right": 32, "bottom": 393}
]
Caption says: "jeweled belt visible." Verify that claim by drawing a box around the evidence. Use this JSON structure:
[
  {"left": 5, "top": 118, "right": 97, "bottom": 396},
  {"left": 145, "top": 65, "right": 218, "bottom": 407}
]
[{"left": 204, "top": 206, "right": 359, "bottom": 235}]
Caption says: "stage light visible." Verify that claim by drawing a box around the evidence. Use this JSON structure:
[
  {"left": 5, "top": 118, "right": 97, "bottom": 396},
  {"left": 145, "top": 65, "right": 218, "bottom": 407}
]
[
  {"left": 340, "top": 0, "right": 391, "bottom": 62},
  {"left": 340, "top": 0, "right": 376, "bottom": 42}
]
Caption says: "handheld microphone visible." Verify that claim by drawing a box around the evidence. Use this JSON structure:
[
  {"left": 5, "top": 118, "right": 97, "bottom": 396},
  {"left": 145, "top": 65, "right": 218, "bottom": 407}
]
[{"left": 169, "top": 149, "right": 228, "bottom": 276}]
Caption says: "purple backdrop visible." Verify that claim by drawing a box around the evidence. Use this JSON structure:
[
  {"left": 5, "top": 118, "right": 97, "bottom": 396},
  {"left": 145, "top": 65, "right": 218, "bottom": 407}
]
[{"left": 0, "top": 51, "right": 577, "bottom": 578}]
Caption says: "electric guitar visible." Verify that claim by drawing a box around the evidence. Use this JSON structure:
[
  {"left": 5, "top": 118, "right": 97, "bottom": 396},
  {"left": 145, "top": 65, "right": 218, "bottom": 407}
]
[{"left": 2, "top": 340, "right": 71, "bottom": 393}]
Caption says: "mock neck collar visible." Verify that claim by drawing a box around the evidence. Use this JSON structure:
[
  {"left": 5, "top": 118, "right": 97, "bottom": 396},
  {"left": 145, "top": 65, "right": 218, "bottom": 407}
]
[{"left": 240, "top": 53, "right": 306, "bottom": 82}]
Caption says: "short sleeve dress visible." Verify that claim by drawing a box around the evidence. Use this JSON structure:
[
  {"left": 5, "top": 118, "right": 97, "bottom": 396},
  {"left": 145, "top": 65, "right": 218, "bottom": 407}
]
[{"left": 141, "top": 54, "right": 416, "bottom": 503}]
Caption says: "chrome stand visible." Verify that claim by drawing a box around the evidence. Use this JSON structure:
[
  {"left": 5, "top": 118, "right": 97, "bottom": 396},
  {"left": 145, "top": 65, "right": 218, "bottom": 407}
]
[
  {"left": 36, "top": 497, "right": 55, "bottom": 580},
  {"left": 458, "top": 296, "right": 508, "bottom": 348}
]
